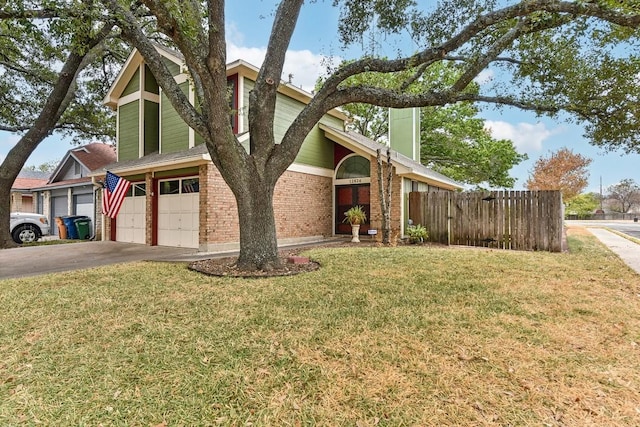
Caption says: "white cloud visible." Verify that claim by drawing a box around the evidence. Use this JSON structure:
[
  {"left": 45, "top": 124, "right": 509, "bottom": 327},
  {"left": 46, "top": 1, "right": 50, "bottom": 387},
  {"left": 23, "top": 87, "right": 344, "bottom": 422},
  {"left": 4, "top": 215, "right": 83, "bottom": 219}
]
[
  {"left": 484, "top": 120, "right": 560, "bottom": 153},
  {"left": 474, "top": 69, "right": 494, "bottom": 85},
  {"left": 0, "top": 132, "right": 20, "bottom": 162},
  {"left": 227, "top": 42, "right": 341, "bottom": 92}
]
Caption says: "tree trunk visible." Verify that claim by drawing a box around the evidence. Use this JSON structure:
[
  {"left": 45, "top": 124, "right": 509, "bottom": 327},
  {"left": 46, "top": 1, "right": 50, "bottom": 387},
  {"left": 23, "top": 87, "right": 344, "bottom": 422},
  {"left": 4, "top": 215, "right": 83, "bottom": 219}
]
[
  {"left": 234, "top": 179, "right": 280, "bottom": 271},
  {"left": 0, "top": 173, "right": 18, "bottom": 248},
  {"left": 377, "top": 148, "right": 393, "bottom": 245},
  {"left": 0, "top": 29, "right": 111, "bottom": 249},
  {"left": 0, "top": 140, "right": 49, "bottom": 248}
]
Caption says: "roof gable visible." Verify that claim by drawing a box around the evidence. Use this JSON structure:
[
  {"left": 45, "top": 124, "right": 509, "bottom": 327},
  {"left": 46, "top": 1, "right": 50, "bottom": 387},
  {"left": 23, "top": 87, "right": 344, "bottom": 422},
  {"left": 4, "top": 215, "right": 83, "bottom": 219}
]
[
  {"left": 49, "top": 143, "right": 116, "bottom": 183},
  {"left": 104, "top": 45, "right": 183, "bottom": 108},
  {"left": 105, "top": 46, "right": 346, "bottom": 121}
]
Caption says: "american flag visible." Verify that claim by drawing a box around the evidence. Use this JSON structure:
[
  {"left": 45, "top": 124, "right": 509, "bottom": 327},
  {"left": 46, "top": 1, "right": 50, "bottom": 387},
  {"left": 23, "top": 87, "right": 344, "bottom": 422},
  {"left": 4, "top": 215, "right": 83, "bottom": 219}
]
[{"left": 102, "top": 171, "right": 131, "bottom": 219}]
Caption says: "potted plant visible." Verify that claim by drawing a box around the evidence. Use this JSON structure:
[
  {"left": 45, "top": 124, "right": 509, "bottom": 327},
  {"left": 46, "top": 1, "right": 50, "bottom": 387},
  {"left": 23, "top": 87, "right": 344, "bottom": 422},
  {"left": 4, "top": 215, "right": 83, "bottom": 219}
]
[{"left": 343, "top": 205, "right": 367, "bottom": 242}]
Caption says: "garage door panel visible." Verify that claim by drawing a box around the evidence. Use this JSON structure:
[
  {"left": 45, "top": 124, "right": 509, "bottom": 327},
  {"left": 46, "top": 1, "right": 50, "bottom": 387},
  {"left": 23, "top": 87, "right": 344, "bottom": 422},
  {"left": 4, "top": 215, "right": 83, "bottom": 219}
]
[
  {"left": 116, "top": 196, "right": 145, "bottom": 244},
  {"left": 157, "top": 189, "right": 199, "bottom": 248}
]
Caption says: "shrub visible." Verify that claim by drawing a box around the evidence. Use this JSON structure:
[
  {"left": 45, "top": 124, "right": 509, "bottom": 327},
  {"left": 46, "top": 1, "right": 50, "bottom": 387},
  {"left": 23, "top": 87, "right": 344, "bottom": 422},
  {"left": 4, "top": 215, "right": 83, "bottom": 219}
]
[{"left": 406, "top": 224, "right": 428, "bottom": 244}]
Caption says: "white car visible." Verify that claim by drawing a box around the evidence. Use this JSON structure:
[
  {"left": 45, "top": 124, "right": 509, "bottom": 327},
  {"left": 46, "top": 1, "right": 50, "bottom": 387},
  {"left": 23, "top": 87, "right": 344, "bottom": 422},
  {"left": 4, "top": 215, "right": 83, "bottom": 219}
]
[{"left": 10, "top": 212, "right": 50, "bottom": 244}]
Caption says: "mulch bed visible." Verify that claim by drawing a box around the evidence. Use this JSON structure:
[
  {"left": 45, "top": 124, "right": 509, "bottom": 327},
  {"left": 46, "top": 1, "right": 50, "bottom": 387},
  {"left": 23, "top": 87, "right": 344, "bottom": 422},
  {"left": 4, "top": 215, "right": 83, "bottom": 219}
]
[{"left": 188, "top": 239, "right": 383, "bottom": 278}]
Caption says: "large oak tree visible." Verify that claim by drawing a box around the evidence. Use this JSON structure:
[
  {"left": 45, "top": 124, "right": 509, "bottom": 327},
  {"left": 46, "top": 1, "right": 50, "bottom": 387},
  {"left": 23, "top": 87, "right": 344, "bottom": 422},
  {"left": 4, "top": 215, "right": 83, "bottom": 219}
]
[
  {"left": 100, "top": 0, "right": 640, "bottom": 270},
  {"left": 323, "top": 62, "right": 527, "bottom": 187},
  {"left": 0, "top": 1, "right": 127, "bottom": 247}
]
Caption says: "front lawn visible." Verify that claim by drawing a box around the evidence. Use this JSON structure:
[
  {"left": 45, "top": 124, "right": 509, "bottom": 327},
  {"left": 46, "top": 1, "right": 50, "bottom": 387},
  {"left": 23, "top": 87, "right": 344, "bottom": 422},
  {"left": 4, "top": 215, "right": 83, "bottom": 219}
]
[{"left": 1, "top": 228, "right": 639, "bottom": 426}]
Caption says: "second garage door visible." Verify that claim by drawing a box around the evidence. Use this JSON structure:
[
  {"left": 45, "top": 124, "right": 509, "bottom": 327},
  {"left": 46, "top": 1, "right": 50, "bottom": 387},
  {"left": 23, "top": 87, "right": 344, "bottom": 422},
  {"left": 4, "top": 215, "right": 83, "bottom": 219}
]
[
  {"left": 157, "top": 177, "right": 199, "bottom": 248},
  {"left": 116, "top": 183, "right": 146, "bottom": 244}
]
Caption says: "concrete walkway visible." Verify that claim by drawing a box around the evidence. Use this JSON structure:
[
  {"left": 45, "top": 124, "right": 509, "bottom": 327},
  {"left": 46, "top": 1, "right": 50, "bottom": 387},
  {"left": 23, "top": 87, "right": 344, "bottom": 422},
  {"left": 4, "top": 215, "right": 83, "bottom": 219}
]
[{"left": 588, "top": 228, "right": 640, "bottom": 275}]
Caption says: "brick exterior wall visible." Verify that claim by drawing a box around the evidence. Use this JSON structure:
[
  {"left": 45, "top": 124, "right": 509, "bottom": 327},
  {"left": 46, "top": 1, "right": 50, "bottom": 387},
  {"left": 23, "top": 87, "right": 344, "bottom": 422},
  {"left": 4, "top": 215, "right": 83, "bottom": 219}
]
[
  {"left": 198, "top": 163, "right": 333, "bottom": 246},
  {"left": 369, "top": 159, "right": 403, "bottom": 240},
  {"left": 273, "top": 170, "right": 333, "bottom": 239},
  {"left": 99, "top": 158, "right": 416, "bottom": 248},
  {"left": 199, "top": 163, "right": 240, "bottom": 244},
  {"left": 94, "top": 189, "right": 103, "bottom": 240},
  {"left": 10, "top": 192, "right": 22, "bottom": 212}
]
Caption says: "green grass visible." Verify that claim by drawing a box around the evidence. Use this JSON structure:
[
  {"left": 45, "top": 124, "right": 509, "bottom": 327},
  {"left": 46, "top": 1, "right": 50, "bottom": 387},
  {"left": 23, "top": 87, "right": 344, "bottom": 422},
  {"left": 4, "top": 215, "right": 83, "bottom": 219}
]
[{"left": 1, "top": 229, "right": 639, "bottom": 426}]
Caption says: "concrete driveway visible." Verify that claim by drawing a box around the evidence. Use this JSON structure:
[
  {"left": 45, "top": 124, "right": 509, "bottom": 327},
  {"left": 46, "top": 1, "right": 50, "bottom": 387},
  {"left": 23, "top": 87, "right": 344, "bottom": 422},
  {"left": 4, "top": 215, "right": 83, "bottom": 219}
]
[{"left": 0, "top": 241, "right": 204, "bottom": 280}]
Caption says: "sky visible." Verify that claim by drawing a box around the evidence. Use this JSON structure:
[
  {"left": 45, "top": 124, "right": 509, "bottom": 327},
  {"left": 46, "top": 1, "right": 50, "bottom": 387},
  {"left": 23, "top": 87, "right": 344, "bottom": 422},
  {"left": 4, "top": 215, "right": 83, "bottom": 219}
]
[{"left": 1, "top": 1, "right": 639, "bottom": 194}]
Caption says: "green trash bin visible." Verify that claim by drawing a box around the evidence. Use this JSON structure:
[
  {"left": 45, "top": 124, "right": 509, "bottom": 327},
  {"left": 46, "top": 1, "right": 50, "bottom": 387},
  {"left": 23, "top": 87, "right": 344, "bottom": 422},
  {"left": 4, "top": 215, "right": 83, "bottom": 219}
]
[{"left": 74, "top": 217, "right": 92, "bottom": 240}]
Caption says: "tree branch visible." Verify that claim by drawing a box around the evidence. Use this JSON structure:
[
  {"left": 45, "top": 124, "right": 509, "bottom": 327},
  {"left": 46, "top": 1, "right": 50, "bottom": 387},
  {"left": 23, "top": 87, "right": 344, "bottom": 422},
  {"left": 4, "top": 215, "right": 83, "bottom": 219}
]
[
  {"left": 451, "top": 19, "right": 527, "bottom": 92},
  {"left": 103, "top": 0, "right": 208, "bottom": 140},
  {"left": 316, "top": 0, "right": 640, "bottom": 99},
  {"left": 251, "top": 0, "right": 304, "bottom": 172}
]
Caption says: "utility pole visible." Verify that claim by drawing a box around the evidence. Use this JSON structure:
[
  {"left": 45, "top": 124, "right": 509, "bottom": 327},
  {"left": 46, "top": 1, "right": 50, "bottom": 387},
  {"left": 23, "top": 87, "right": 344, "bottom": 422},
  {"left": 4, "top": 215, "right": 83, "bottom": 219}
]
[{"left": 600, "top": 176, "right": 604, "bottom": 211}]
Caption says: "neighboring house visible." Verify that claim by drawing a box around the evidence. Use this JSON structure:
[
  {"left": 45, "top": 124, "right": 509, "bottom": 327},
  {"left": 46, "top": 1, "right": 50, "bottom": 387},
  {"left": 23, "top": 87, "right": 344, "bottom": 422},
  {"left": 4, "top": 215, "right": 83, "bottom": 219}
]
[
  {"left": 10, "top": 170, "right": 50, "bottom": 213},
  {"left": 32, "top": 143, "right": 116, "bottom": 237},
  {"left": 93, "top": 46, "right": 463, "bottom": 251}
]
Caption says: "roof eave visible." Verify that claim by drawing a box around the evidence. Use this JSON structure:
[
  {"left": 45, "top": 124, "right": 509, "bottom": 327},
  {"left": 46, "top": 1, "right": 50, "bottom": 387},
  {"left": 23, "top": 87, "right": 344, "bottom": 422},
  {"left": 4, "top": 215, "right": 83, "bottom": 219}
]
[
  {"left": 88, "top": 153, "right": 212, "bottom": 177},
  {"left": 319, "top": 123, "right": 464, "bottom": 190}
]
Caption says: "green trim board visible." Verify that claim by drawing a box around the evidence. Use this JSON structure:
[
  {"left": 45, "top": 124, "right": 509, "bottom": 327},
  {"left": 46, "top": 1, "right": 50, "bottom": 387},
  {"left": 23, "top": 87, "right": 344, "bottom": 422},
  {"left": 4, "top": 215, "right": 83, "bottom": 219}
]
[
  {"left": 154, "top": 167, "right": 199, "bottom": 178},
  {"left": 122, "top": 174, "right": 146, "bottom": 182}
]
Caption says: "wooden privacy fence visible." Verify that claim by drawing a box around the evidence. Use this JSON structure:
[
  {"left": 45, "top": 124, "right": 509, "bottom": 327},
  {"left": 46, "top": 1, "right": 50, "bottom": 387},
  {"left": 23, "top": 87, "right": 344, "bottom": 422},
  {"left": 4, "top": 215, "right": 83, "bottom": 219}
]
[{"left": 409, "top": 190, "right": 564, "bottom": 252}]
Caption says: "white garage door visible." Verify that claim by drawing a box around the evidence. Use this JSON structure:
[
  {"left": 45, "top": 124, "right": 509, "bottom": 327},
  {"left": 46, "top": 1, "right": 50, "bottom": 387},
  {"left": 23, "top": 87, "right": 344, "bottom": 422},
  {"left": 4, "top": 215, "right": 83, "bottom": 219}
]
[
  {"left": 157, "top": 177, "right": 199, "bottom": 248},
  {"left": 74, "top": 193, "right": 94, "bottom": 223},
  {"left": 116, "top": 183, "right": 146, "bottom": 244}
]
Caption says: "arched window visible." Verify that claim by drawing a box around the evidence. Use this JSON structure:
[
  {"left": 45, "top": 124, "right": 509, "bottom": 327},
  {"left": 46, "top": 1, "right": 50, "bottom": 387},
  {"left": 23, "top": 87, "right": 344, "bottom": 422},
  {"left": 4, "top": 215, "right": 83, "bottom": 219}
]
[{"left": 336, "top": 155, "right": 370, "bottom": 179}]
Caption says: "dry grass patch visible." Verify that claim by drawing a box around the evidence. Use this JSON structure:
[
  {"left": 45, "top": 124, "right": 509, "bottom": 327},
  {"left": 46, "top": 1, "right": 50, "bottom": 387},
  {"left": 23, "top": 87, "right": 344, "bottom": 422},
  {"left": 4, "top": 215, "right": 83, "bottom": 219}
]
[{"left": 1, "top": 230, "right": 639, "bottom": 425}]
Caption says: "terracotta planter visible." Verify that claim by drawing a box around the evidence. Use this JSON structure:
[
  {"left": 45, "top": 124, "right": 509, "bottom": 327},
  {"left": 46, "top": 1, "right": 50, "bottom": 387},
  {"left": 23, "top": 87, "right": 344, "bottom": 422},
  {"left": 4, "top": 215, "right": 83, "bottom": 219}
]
[{"left": 351, "top": 224, "right": 361, "bottom": 243}]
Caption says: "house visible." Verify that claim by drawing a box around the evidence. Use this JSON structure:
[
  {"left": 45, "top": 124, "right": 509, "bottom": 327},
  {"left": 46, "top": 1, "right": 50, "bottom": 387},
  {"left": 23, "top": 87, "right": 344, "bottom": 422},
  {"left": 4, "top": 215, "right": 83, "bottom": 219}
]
[
  {"left": 94, "top": 46, "right": 463, "bottom": 251},
  {"left": 10, "top": 170, "right": 50, "bottom": 213},
  {"left": 32, "top": 143, "right": 116, "bottom": 237}
]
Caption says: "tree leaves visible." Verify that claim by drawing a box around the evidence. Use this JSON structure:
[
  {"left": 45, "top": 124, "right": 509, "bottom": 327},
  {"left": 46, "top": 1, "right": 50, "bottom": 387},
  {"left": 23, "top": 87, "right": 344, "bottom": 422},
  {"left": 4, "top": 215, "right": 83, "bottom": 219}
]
[
  {"left": 606, "top": 178, "right": 640, "bottom": 213},
  {"left": 525, "top": 147, "right": 592, "bottom": 202}
]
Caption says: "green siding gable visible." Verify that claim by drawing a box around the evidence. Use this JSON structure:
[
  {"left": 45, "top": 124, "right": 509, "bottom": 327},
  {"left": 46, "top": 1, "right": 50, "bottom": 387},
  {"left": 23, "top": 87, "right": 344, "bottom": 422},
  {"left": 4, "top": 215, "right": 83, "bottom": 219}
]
[
  {"left": 161, "top": 82, "right": 190, "bottom": 153},
  {"left": 118, "top": 101, "right": 139, "bottom": 161},
  {"left": 242, "top": 77, "right": 337, "bottom": 169},
  {"left": 122, "top": 67, "right": 140, "bottom": 97},
  {"left": 162, "top": 57, "right": 181, "bottom": 76},
  {"left": 295, "top": 116, "right": 339, "bottom": 169}
]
